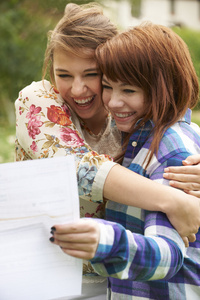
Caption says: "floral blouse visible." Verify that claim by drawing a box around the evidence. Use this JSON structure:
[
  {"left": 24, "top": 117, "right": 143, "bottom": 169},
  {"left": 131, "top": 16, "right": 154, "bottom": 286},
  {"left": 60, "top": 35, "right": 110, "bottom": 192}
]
[
  {"left": 15, "top": 80, "right": 121, "bottom": 279},
  {"left": 15, "top": 79, "right": 121, "bottom": 210}
]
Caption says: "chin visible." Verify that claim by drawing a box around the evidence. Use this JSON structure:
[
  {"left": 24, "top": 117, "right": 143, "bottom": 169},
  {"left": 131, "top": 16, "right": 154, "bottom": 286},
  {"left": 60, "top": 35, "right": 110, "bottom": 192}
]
[{"left": 117, "top": 125, "right": 131, "bottom": 133}]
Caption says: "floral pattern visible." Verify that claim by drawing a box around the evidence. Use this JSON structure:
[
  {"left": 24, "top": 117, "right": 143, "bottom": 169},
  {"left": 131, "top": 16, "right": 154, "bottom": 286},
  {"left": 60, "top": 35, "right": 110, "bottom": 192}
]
[
  {"left": 15, "top": 80, "right": 116, "bottom": 279},
  {"left": 15, "top": 80, "right": 114, "bottom": 206},
  {"left": 26, "top": 104, "right": 43, "bottom": 139},
  {"left": 47, "top": 105, "right": 72, "bottom": 126}
]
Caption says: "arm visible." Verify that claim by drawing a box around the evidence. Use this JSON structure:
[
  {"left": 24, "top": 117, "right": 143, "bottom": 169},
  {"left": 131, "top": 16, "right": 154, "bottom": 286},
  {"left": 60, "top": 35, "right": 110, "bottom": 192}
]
[
  {"left": 104, "top": 164, "right": 200, "bottom": 240},
  {"left": 50, "top": 214, "right": 184, "bottom": 281},
  {"left": 15, "top": 81, "right": 200, "bottom": 238},
  {"left": 50, "top": 151, "right": 190, "bottom": 280},
  {"left": 163, "top": 154, "right": 200, "bottom": 198},
  {"left": 15, "top": 80, "right": 114, "bottom": 203}
]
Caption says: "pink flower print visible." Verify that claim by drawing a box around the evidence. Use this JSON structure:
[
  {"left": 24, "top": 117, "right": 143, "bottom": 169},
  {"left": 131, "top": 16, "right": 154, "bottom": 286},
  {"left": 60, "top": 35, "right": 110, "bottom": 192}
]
[
  {"left": 96, "top": 204, "right": 102, "bottom": 214},
  {"left": 26, "top": 104, "right": 42, "bottom": 119},
  {"left": 30, "top": 141, "right": 38, "bottom": 153},
  {"left": 60, "top": 128, "right": 84, "bottom": 147},
  {"left": 85, "top": 213, "right": 95, "bottom": 217},
  {"left": 27, "top": 115, "right": 43, "bottom": 139},
  {"left": 62, "top": 104, "right": 71, "bottom": 117},
  {"left": 19, "top": 106, "right": 22, "bottom": 115}
]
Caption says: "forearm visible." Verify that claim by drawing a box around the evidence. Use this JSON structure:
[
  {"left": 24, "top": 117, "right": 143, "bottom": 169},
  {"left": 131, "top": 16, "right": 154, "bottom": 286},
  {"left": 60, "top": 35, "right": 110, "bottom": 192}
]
[
  {"left": 103, "top": 164, "right": 200, "bottom": 239},
  {"left": 91, "top": 217, "right": 184, "bottom": 281},
  {"left": 103, "top": 164, "right": 181, "bottom": 212}
]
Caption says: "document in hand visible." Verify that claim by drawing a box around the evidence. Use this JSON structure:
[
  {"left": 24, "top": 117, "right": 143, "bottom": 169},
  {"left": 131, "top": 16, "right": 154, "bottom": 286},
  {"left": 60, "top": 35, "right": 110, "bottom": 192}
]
[{"left": 0, "top": 156, "right": 82, "bottom": 300}]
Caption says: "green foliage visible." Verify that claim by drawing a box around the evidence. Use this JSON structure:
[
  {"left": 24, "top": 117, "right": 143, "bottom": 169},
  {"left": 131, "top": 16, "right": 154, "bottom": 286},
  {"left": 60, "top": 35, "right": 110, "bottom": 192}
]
[
  {"left": 0, "top": 123, "right": 15, "bottom": 163},
  {"left": 1, "top": 0, "right": 200, "bottom": 124},
  {"left": 0, "top": 0, "right": 106, "bottom": 124},
  {"left": 130, "top": 0, "right": 142, "bottom": 18},
  {"left": 172, "top": 27, "right": 200, "bottom": 109},
  {"left": 173, "top": 27, "right": 200, "bottom": 78},
  {"left": 0, "top": 1, "right": 58, "bottom": 103}
]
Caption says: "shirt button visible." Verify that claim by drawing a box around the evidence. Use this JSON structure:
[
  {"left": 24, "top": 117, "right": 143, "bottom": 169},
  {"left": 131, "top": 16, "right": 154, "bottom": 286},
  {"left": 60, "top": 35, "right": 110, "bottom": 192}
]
[{"left": 132, "top": 141, "right": 137, "bottom": 147}]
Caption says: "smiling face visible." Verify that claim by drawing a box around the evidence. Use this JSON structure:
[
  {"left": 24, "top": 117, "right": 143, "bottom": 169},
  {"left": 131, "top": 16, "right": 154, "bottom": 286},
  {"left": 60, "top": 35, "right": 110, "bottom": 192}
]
[
  {"left": 102, "top": 76, "right": 146, "bottom": 133},
  {"left": 53, "top": 48, "right": 105, "bottom": 123}
]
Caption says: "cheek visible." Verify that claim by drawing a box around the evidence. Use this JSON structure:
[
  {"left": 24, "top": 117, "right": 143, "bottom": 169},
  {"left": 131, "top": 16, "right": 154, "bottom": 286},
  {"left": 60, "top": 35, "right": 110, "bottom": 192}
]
[
  {"left": 55, "top": 79, "right": 68, "bottom": 97},
  {"left": 92, "top": 79, "right": 102, "bottom": 96},
  {"left": 102, "top": 90, "right": 110, "bottom": 106}
]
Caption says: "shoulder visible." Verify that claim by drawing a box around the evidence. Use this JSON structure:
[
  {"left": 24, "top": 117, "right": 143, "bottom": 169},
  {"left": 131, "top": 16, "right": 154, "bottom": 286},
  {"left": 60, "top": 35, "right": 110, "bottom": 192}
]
[
  {"left": 15, "top": 80, "right": 65, "bottom": 108},
  {"left": 19, "top": 80, "right": 51, "bottom": 95},
  {"left": 159, "top": 121, "right": 200, "bottom": 158}
]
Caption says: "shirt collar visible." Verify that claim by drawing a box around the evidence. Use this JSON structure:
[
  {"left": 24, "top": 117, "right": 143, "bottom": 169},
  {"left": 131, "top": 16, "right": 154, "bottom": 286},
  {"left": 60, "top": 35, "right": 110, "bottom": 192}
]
[{"left": 125, "top": 108, "right": 191, "bottom": 153}]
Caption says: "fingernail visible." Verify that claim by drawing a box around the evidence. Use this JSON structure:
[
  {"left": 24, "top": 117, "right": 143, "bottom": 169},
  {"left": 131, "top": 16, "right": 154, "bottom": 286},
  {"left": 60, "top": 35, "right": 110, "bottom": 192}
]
[
  {"left": 50, "top": 230, "right": 54, "bottom": 235},
  {"left": 164, "top": 168, "right": 169, "bottom": 172},
  {"left": 49, "top": 237, "right": 54, "bottom": 242},
  {"left": 51, "top": 226, "right": 56, "bottom": 231}
]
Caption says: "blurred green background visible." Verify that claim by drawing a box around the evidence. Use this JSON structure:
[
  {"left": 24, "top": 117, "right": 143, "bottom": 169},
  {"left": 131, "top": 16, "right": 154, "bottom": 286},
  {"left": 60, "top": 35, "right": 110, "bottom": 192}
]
[{"left": 0, "top": 0, "right": 200, "bottom": 163}]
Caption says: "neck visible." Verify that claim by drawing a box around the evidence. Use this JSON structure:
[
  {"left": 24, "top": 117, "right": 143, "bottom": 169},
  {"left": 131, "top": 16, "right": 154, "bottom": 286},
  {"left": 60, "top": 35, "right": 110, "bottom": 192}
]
[{"left": 83, "top": 108, "right": 108, "bottom": 135}]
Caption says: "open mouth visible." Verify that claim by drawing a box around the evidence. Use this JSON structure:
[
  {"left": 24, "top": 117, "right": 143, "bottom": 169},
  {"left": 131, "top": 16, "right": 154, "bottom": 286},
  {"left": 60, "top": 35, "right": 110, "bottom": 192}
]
[
  {"left": 73, "top": 96, "right": 95, "bottom": 107},
  {"left": 115, "top": 112, "right": 134, "bottom": 118}
]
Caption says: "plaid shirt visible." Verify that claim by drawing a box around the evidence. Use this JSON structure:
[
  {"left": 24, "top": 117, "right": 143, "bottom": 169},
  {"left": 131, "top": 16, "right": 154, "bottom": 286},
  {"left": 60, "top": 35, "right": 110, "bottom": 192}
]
[{"left": 91, "top": 109, "right": 200, "bottom": 299}]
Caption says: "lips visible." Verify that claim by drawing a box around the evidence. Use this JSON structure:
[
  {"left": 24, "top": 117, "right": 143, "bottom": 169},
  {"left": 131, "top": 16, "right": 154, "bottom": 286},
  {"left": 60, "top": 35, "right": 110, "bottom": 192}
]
[
  {"left": 73, "top": 96, "right": 95, "bottom": 106},
  {"left": 115, "top": 112, "right": 134, "bottom": 118}
]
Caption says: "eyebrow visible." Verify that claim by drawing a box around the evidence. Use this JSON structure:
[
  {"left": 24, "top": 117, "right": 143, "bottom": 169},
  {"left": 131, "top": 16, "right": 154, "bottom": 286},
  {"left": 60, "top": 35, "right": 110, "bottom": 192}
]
[
  {"left": 102, "top": 78, "right": 110, "bottom": 84},
  {"left": 102, "top": 77, "right": 128, "bottom": 87},
  {"left": 55, "top": 68, "right": 99, "bottom": 73}
]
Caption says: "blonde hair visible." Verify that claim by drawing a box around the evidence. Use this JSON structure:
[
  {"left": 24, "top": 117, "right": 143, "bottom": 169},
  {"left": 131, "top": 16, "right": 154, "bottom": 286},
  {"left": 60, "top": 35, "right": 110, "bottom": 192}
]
[
  {"left": 42, "top": 2, "right": 118, "bottom": 84},
  {"left": 96, "top": 22, "right": 199, "bottom": 167}
]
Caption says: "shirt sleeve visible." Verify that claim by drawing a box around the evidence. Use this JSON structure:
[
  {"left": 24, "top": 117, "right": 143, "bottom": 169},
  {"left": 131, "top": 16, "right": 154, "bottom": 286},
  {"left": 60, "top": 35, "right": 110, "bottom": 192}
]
[
  {"left": 15, "top": 80, "right": 116, "bottom": 202},
  {"left": 90, "top": 151, "right": 188, "bottom": 280},
  {"left": 90, "top": 214, "right": 184, "bottom": 281}
]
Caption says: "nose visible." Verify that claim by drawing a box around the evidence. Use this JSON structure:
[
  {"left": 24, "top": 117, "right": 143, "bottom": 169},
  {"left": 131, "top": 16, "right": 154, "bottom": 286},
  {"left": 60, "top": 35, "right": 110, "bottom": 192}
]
[
  {"left": 107, "top": 93, "right": 124, "bottom": 110},
  {"left": 71, "top": 77, "right": 87, "bottom": 96}
]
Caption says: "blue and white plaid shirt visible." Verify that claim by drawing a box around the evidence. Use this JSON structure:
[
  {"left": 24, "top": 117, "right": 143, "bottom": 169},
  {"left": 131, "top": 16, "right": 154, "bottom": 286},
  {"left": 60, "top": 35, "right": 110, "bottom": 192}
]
[{"left": 91, "top": 109, "right": 200, "bottom": 299}]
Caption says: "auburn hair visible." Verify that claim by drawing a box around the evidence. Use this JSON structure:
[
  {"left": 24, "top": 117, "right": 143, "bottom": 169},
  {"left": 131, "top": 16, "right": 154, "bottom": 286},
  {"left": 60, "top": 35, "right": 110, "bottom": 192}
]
[{"left": 95, "top": 22, "right": 199, "bottom": 167}]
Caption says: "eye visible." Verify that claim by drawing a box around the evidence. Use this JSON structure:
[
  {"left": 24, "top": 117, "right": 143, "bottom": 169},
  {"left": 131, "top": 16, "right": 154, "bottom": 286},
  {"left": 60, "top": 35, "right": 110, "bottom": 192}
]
[
  {"left": 123, "top": 89, "right": 135, "bottom": 94},
  {"left": 85, "top": 73, "right": 99, "bottom": 77},
  {"left": 57, "top": 74, "right": 71, "bottom": 78},
  {"left": 102, "top": 84, "right": 112, "bottom": 90}
]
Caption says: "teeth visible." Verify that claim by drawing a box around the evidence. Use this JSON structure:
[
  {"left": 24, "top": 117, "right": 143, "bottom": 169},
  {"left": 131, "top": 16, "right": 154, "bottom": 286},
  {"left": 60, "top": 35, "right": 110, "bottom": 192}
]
[
  {"left": 74, "top": 96, "right": 94, "bottom": 105},
  {"left": 115, "top": 112, "right": 133, "bottom": 118}
]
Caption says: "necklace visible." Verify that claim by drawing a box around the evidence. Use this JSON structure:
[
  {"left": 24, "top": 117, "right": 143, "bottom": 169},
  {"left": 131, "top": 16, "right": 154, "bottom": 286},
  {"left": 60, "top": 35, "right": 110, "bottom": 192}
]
[{"left": 79, "top": 113, "right": 109, "bottom": 136}]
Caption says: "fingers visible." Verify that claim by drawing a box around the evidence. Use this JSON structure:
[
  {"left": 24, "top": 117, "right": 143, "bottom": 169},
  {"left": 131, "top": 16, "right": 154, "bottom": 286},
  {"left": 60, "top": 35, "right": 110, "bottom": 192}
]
[
  {"left": 182, "top": 233, "right": 196, "bottom": 248},
  {"left": 163, "top": 165, "right": 200, "bottom": 192},
  {"left": 61, "top": 248, "right": 94, "bottom": 259},
  {"left": 164, "top": 165, "right": 200, "bottom": 176},
  {"left": 185, "top": 190, "right": 200, "bottom": 199},
  {"left": 168, "top": 180, "right": 200, "bottom": 191},
  {"left": 187, "top": 233, "right": 196, "bottom": 243},
  {"left": 49, "top": 219, "right": 100, "bottom": 260},
  {"left": 52, "top": 230, "right": 99, "bottom": 247},
  {"left": 53, "top": 238, "right": 97, "bottom": 259},
  {"left": 183, "top": 154, "right": 200, "bottom": 166},
  {"left": 51, "top": 220, "right": 93, "bottom": 234},
  {"left": 182, "top": 237, "right": 189, "bottom": 248}
]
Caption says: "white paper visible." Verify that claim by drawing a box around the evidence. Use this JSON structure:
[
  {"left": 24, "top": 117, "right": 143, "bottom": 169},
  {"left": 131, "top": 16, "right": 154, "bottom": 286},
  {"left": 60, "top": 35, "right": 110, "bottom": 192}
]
[{"left": 0, "top": 156, "right": 82, "bottom": 300}]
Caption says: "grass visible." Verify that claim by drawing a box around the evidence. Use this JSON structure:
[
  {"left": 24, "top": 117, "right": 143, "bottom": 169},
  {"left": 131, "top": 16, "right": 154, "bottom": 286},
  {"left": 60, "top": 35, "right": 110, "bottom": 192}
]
[
  {"left": 0, "top": 111, "right": 200, "bottom": 164},
  {"left": 0, "top": 124, "right": 15, "bottom": 163},
  {"left": 191, "top": 110, "right": 200, "bottom": 127}
]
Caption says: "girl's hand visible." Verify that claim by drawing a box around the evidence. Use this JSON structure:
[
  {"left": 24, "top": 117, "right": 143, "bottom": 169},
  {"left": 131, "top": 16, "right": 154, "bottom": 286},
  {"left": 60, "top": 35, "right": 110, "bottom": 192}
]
[
  {"left": 49, "top": 219, "right": 100, "bottom": 260},
  {"left": 164, "top": 188, "right": 200, "bottom": 246},
  {"left": 163, "top": 154, "right": 200, "bottom": 198}
]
